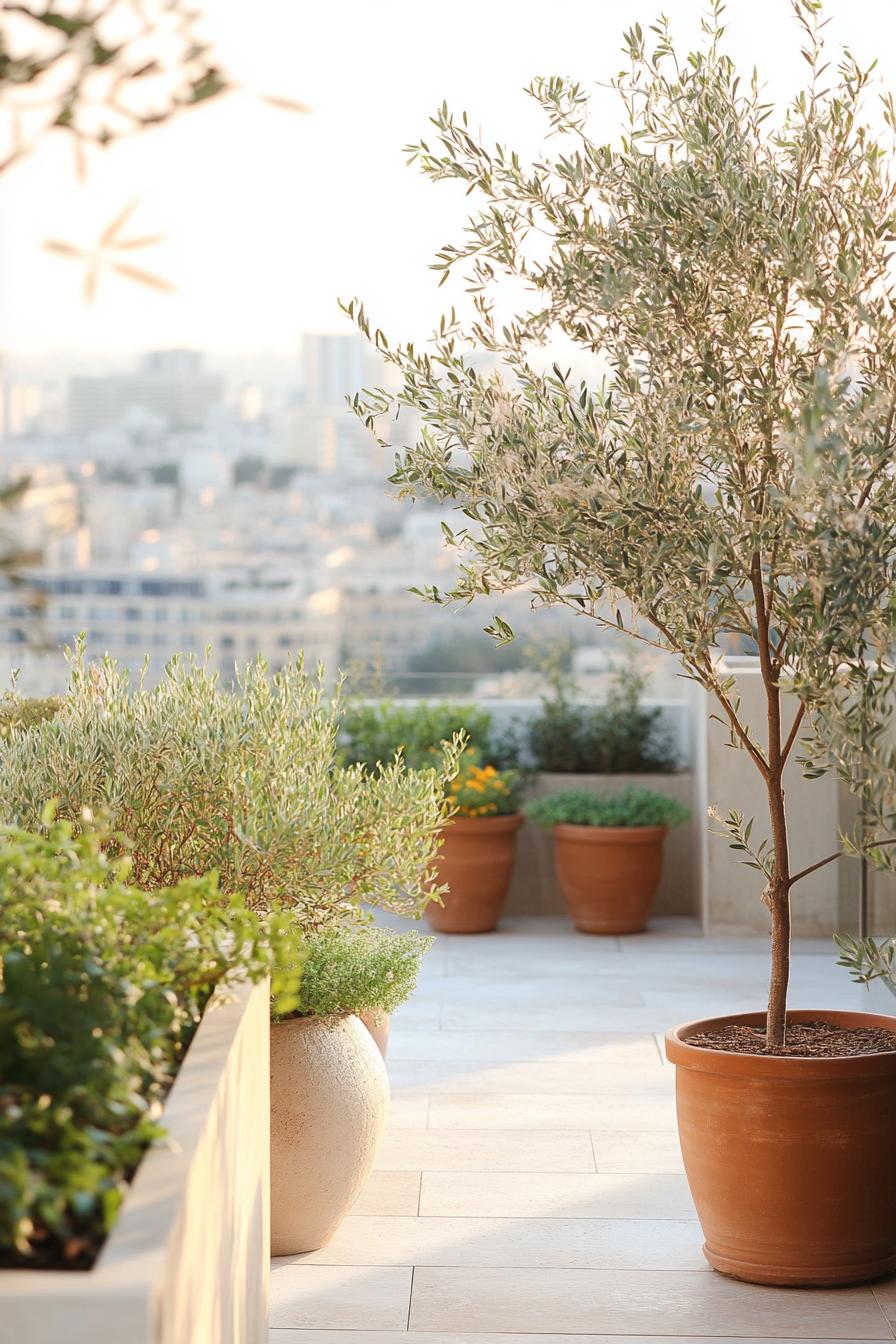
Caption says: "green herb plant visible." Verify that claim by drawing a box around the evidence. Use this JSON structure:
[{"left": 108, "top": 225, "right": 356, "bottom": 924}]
[
  {"left": 275, "top": 925, "right": 432, "bottom": 1021},
  {"left": 527, "top": 785, "right": 689, "bottom": 830}
]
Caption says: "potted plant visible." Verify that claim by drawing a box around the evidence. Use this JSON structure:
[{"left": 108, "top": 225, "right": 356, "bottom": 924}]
[
  {"left": 526, "top": 785, "right": 689, "bottom": 934},
  {"left": 270, "top": 925, "right": 430, "bottom": 1254},
  {"left": 427, "top": 752, "right": 522, "bottom": 933},
  {"left": 0, "top": 821, "right": 303, "bottom": 1341},
  {"left": 0, "top": 650, "right": 456, "bottom": 1261},
  {"left": 346, "top": 2, "right": 896, "bottom": 1285}
]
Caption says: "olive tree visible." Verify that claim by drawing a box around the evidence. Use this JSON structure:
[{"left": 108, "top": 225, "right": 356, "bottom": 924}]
[{"left": 345, "top": 0, "right": 896, "bottom": 1047}]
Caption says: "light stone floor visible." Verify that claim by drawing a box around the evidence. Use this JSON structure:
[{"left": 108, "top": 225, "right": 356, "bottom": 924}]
[{"left": 270, "top": 916, "right": 896, "bottom": 1343}]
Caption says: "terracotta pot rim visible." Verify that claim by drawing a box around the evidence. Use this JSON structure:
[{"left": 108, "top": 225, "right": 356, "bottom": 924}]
[
  {"left": 551, "top": 823, "right": 668, "bottom": 843},
  {"left": 666, "top": 1008, "right": 896, "bottom": 1077},
  {"left": 443, "top": 811, "right": 524, "bottom": 832}
]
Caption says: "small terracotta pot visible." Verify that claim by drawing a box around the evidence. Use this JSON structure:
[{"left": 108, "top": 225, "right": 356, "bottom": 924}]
[
  {"left": 359, "top": 1009, "right": 390, "bottom": 1058},
  {"left": 666, "top": 1009, "right": 896, "bottom": 1286},
  {"left": 426, "top": 812, "right": 522, "bottom": 934},
  {"left": 270, "top": 1013, "right": 388, "bottom": 1255},
  {"left": 552, "top": 823, "right": 666, "bottom": 934}
]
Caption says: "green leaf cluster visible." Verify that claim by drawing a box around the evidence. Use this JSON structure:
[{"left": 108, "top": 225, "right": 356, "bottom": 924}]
[
  {"left": 528, "top": 660, "right": 677, "bottom": 774},
  {"left": 0, "top": 694, "right": 62, "bottom": 739},
  {"left": 0, "top": 647, "right": 460, "bottom": 929},
  {"left": 526, "top": 784, "right": 689, "bottom": 829},
  {"left": 275, "top": 925, "right": 432, "bottom": 1020},
  {"left": 339, "top": 698, "right": 493, "bottom": 770},
  {"left": 0, "top": 821, "right": 305, "bottom": 1271}
]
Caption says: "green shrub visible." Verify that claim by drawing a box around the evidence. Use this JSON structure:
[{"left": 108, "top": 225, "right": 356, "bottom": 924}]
[
  {"left": 0, "top": 648, "right": 459, "bottom": 930},
  {"left": 277, "top": 925, "right": 432, "bottom": 1020},
  {"left": 526, "top": 785, "right": 689, "bottom": 829},
  {"left": 0, "top": 821, "right": 305, "bottom": 1271},
  {"left": 528, "top": 662, "right": 678, "bottom": 774},
  {"left": 0, "top": 694, "right": 62, "bottom": 739},
  {"left": 339, "top": 698, "right": 493, "bottom": 770}
]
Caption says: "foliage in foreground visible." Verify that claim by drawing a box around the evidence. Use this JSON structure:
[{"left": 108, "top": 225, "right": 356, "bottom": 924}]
[
  {"left": 526, "top": 785, "right": 689, "bottom": 830},
  {"left": 0, "top": 693, "right": 62, "bottom": 739},
  {"left": 0, "top": 649, "right": 459, "bottom": 930},
  {"left": 0, "top": 822, "right": 305, "bottom": 1271},
  {"left": 347, "top": 2, "right": 896, "bottom": 1044},
  {"left": 276, "top": 925, "right": 432, "bottom": 1020}
]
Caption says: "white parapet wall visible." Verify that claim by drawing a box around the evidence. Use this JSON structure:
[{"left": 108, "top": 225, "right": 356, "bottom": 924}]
[
  {"left": 1, "top": 978, "right": 271, "bottom": 1344},
  {"left": 695, "top": 658, "right": 842, "bottom": 936}
]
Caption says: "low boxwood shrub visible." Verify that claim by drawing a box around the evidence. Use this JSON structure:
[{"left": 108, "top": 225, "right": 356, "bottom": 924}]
[
  {"left": 276, "top": 925, "right": 432, "bottom": 1020},
  {"left": 0, "top": 820, "right": 305, "bottom": 1271},
  {"left": 526, "top": 785, "right": 690, "bottom": 830}
]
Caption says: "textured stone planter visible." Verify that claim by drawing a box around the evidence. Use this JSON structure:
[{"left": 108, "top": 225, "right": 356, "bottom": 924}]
[
  {"left": 270, "top": 1013, "right": 389, "bottom": 1254},
  {"left": 1, "top": 979, "right": 271, "bottom": 1344}
]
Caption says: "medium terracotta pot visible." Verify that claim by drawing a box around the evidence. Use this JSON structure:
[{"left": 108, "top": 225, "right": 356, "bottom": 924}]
[
  {"left": 552, "top": 823, "right": 666, "bottom": 933},
  {"left": 666, "top": 1009, "right": 896, "bottom": 1286},
  {"left": 270, "top": 1013, "right": 388, "bottom": 1255},
  {"left": 359, "top": 1009, "right": 390, "bottom": 1058},
  {"left": 426, "top": 812, "right": 522, "bottom": 934}
]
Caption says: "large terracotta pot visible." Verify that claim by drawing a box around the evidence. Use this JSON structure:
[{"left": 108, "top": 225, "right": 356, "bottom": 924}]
[
  {"left": 427, "top": 812, "right": 522, "bottom": 934},
  {"left": 666, "top": 1009, "right": 896, "bottom": 1286},
  {"left": 552, "top": 823, "right": 667, "bottom": 933},
  {"left": 270, "top": 1013, "right": 388, "bottom": 1255},
  {"left": 359, "top": 1009, "right": 390, "bottom": 1058}
]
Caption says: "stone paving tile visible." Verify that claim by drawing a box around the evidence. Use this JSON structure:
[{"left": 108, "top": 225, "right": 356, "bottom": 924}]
[
  {"left": 426, "top": 1090, "right": 679, "bottom": 1131},
  {"left": 350, "top": 1169, "right": 420, "bottom": 1216},
  {"left": 375, "top": 1126, "right": 596, "bottom": 1172},
  {"left": 591, "top": 1128, "right": 686, "bottom": 1174},
  {"left": 419, "top": 1170, "right": 695, "bottom": 1219},
  {"left": 269, "top": 1263, "right": 411, "bottom": 1330},
  {"left": 388, "top": 1058, "right": 672, "bottom": 1095},
  {"left": 278, "top": 1212, "right": 705, "bottom": 1271},
  {"left": 388, "top": 1027, "right": 661, "bottom": 1063},
  {"left": 272, "top": 1336, "right": 892, "bottom": 1344},
  {"left": 407, "top": 1266, "right": 894, "bottom": 1337}
]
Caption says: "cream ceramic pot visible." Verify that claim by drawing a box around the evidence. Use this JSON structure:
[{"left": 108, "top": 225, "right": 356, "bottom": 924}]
[{"left": 270, "top": 1013, "right": 389, "bottom": 1255}]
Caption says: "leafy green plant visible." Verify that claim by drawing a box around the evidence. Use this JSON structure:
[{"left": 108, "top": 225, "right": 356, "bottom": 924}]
[
  {"left": 0, "top": 648, "right": 459, "bottom": 930},
  {"left": 0, "top": 820, "right": 305, "bottom": 1271},
  {"left": 449, "top": 752, "right": 519, "bottom": 817},
  {"left": 529, "top": 660, "right": 677, "bottom": 774},
  {"left": 340, "top": 698, "right": 493, "bottom": 770},
  {"left": 277, "top": 925, "right": 432, "bottom": 1020},
  {"left": 346, "top": 2, "right": 896, "bottom": 1047},
  {"left": 527, "top": 785, "right": 689, "bottom": 830}
]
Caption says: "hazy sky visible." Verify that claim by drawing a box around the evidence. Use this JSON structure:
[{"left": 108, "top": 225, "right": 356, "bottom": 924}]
[{"left": 3, "top": 0, "right": 896, "bottom": 363}]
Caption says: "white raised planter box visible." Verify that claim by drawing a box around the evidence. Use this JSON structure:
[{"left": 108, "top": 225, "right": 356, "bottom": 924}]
[{"left": 1, "top": 978, "right": 270, "bottom": 1344}]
